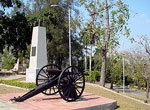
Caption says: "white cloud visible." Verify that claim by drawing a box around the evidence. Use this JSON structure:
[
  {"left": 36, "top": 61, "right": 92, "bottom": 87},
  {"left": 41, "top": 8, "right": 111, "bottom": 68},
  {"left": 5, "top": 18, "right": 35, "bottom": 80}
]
[
  {"left": 146, "top": 19, "right": 150, "bottom": 24},
  {"left": 131, "top": 18, "right": 136, "bottom": 23},
  {"left": 140, "top": 13, "right": 146, "bottom": 18}
]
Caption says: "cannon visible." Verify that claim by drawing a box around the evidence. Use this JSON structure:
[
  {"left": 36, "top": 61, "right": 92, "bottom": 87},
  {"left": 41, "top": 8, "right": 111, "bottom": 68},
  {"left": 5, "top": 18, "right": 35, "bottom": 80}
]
[{"left": 10, "top": 64, "right": 86, "bottom": 102}]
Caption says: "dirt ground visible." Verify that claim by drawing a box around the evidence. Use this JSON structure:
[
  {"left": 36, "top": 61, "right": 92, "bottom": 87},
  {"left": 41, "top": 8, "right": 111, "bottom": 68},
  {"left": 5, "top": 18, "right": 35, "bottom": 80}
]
[
  {"left": 0, "top": 75, "right": 25, "bottom": 80},
  {"left": 0, "top": 85, "right": 27, "bottom": 94}
]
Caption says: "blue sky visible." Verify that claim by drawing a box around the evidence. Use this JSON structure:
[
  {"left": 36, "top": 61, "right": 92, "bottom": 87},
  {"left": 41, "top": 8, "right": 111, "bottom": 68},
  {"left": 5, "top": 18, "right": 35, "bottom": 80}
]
[
  {"left": 79, "top": 0, "right": 150, "bottom": 52},
  {"left": 119, "top": 0, "right": 150, "bottom": 51}
]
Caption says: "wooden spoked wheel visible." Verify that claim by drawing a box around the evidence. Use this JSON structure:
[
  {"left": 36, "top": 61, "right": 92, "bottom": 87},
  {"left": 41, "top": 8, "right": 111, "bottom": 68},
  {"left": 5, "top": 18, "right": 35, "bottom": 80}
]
[
  {"left": 58, "top": 66, "right": 85, "bottom": 102},
  {"left": 36, "top": 64, "right": 61, "bottom": 95}
]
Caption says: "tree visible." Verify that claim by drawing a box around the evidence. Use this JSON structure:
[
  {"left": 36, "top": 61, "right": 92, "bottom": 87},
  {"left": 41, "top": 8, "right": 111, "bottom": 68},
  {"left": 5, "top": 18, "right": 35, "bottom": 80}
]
[
  {"left": 125, "top": 50, "right": 145, "bottom": 89},
  {"left": 26, "top": 0, "right": 82, "bottom": 67},
  {"left": 0, "top": 0, "right": 83, "bottom": 67},
  {"left": 71, "top": 37, "right": 84, "bottom": 66},
  {"left": 135, "top": 36, "right": 150, "bottom": 98},
  {"left": 107, "top": 50, "right": 123, "bottom": 89},
  {"left": 79, "top": 0, "right": 130, "bottom": 86},
  {"left": 0, "top": 0, "right": 21, "bottom": 8},
  {"left": 0, "top": 11, "right": 32, "bottom": 57},
  {"left": 2, "top": 46, "right": 16, "bottom": 69},
  {"left": 0, "top": 0, "right": 32, "bottom": 57}
]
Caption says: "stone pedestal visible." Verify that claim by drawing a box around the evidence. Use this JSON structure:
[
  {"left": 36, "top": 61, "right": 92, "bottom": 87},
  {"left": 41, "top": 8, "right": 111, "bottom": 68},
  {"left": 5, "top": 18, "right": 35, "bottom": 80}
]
[
  {"left": 0, "top": 92, "right": 117, "bottom": 110},
  {"left": 26, "top": 26, "right": 47, "bottom": 82}
]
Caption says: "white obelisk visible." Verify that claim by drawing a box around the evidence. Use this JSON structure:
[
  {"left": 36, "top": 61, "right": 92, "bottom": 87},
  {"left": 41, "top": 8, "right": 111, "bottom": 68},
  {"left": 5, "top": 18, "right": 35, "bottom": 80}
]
[{"left": 26, "top": 26, "right": 47, "bottom": 82}]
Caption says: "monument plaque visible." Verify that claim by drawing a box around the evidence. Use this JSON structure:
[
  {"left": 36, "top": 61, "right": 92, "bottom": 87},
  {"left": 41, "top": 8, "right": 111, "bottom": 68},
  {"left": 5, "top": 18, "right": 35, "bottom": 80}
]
[{"left": 31, "top": 47, "right": 36, "bottom": 56}]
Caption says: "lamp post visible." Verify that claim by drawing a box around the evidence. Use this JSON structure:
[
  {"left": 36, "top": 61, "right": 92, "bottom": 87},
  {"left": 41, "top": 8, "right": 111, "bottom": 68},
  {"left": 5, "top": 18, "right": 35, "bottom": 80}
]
[
  {"left": 122, "top": 41, "right": 125, "bottom": 94},
  {"left": 51, "top": 5, "right": 71, "bottom": 66},
  {"left": 123, "top": 53, "right": 125, "bottom": 93}
]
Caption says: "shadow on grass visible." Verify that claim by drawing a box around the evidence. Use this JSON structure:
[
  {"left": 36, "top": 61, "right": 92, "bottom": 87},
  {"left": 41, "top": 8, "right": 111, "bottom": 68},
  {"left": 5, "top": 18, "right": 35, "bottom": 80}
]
[{"left": 115, "top": 105, "right": 120, "bottom": 109}]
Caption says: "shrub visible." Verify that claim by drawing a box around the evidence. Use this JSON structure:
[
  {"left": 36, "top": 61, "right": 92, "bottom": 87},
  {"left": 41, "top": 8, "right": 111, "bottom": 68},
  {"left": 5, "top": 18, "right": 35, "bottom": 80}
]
[{"left": 85, "top": 70, "right": 100, "bottom": 83}]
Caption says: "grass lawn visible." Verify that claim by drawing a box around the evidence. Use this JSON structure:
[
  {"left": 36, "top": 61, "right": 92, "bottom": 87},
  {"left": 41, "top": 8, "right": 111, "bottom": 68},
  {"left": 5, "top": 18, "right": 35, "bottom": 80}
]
[
  {"left": 124, "top": 92, "right": 150, "bottom": 104},
  {"left": 84, "top": 83, "right": 150, "bottom": 110}
]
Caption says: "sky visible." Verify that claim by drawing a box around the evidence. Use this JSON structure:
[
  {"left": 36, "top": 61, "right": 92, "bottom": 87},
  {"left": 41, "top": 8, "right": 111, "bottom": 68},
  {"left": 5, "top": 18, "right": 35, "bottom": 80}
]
[
  {"left": 78, "top": 0, "right": 150, "bottom": 52},
  {"left": 119, "top": 0, "right": 150, "bottom": 51}
]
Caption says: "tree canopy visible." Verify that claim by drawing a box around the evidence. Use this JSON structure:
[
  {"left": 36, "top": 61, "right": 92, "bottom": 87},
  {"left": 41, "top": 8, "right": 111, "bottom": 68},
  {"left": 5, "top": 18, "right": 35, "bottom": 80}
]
[{"left": 0, "top": 0, "right": 83, "bottom": 67}]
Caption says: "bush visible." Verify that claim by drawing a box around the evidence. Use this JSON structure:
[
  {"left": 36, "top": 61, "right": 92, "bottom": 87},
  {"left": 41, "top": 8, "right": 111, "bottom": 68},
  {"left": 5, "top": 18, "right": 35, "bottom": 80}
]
[
  {"left": 85, "top": 70, "right": 100, "bottom": 83},
  {"left": 2, "top": 47, "right": 16, "bottom": 69}
]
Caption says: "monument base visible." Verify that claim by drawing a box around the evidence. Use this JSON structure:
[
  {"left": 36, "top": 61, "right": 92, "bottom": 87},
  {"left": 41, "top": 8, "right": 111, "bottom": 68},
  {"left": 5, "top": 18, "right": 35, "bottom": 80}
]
[{"left": 26, "top": 68, "right": 40, "bottom": 82}]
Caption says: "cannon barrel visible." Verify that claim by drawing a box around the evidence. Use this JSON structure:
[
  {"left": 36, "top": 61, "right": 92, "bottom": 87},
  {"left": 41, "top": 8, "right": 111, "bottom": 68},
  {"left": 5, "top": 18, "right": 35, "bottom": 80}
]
[{"left": 10, "top": 78, "right": 58, "bottom": 102}]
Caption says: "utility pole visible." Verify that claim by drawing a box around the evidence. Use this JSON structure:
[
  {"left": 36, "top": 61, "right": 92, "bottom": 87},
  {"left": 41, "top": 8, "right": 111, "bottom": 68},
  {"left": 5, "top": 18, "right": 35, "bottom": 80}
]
[
  {"left": 68, "top": 7, "right": 71, "bottom": 66},
  {"left": 85, "top": 46, "right": 87, "bottom": 71},
  {"left": 0, "top": 55, "right": 2, "bottom": 70},
  {"left": 89, "top": 45, "right": 92, "bottom": 72},
  {"left": 51, "top": 5, "right": 72, "bottom": 66},
  {"left": 123, "top": 41, "right": 125, "bottom": 93}
]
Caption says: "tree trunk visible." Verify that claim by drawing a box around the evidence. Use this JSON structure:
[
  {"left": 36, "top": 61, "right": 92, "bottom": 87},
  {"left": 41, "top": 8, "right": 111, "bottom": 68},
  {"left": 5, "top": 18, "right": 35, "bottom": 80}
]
[
  {"left": 144, "top": 79, "right": 147, "bottom": 89},
  {"left": 146, "top": 79, "right": 150, "bottom": 98},
  {"left": 110, "top": 80, "right": 114, "bottom": 89},
  {"left": 76, "top": 58, "right": 79, "bottom": 67},
  {"left": 137, "top": 79, "right": 141, "bottom": 89},
  {"left": 85, "top": 48, "right": 87, "bottom": 71},
  {"left": 105, "top": 0, "right": 110, "bottom": 43},
  {"left": 89, "top": 45, "right": 92, "bottom": 72},
  {"left": 100, "top": 48, "right": 107, "bottom": 87},
  {"left": 99, "top": 0, "right": 110, "bottom": 87}
]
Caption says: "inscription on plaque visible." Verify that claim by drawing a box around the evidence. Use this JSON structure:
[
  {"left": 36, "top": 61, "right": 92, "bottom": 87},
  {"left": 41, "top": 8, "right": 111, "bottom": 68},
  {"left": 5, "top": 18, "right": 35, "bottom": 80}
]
[{"left": 32, "top": 47, "right": 36, "bottom": 56}]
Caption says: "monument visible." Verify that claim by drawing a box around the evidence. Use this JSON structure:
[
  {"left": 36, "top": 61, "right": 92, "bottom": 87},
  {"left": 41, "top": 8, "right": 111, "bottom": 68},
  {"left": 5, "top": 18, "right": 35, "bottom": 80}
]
[
  {"left": 13, "top": 59, "right": 19, "bottom": 72},
  {"left": 26, "top": 26, "right": 47, "bottom": 82}
]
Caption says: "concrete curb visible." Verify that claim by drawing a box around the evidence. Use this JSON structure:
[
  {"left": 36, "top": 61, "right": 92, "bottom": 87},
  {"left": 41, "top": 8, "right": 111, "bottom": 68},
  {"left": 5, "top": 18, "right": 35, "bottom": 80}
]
[
  {"left": 86, "top": 82, "right": 150, "bottom": 106},
  {"left": 77, "top": 101, "right": 117, "bottom": 110}
]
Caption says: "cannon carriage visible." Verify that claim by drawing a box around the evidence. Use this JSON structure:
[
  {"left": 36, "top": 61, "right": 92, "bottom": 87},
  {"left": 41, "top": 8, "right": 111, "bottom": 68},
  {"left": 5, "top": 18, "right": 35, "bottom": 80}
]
[{"left": 10, "top": 64, "right": 86, "bottom": 102}]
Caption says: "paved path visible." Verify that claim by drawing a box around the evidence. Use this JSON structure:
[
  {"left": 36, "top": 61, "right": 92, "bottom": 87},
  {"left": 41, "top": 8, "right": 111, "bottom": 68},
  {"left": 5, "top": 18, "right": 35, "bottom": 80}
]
[
  {"left": 0, "top": 75, "right": 25, "bottom": 80},
  {"left": 113, "top": 86, "right": 147, "bottom": 97},
  {"left": 0, "top": 99, "right": 24, "bottom": 110},
  {"left": 104, "top": 83, "right": 148, "bottom": 97}
]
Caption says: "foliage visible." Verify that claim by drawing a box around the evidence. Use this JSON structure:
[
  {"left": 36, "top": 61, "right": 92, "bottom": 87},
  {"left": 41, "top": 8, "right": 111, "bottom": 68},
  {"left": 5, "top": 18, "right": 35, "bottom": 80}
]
[
  {"left": 2, "top": 47, "right": 16, "bottom": 69},
  {"left": 93, "top": 48, "right": 102, "bottom": 70},
  {"left": 0, "top": 0, "right": 83, "bottom": 67},
  {"left": 80, "top": 0, "right": 130, "bottom": 48},
  {"left": 25, "top": 0, "right": 82, "bottom": 67},
  {"left": 79, "top": 0, "right": 130, "bottom": 86},
  {"left": 135, "top": 36, "right": 150, "bottom": 98},
  {"left": 0, "top": 0, "right": 21, "bottom": 8},
  {"left": 85, "top": 69, "right": 100, "bottom": 82},
  {"left": 106, "top": 51, "right": 123, "bottom": 85},
  {"left": 125, "top": 50, "right": 146, "bottom": 88},
  {"left": 0, "top": 1, "right": 32, "bottom": 57}
]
